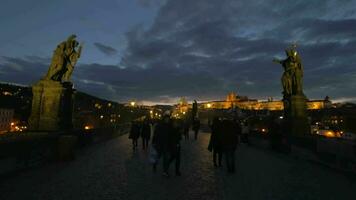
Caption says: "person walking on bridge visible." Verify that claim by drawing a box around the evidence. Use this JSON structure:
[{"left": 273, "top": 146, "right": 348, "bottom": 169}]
[
  {"left": 141, "top": 119, "right": 151, "bottom": 150},
  {"left": 192, "top": 117, "right": 200, "bottom": 140},
  {"left": 129, "top": 121, "right": 140, "bottom": 151},
  {"left": 208, "top": 117, "right": 223, "bottom": 167},
  {"left": 221, "top": 119, "right": 240, "bottom": 173},
  {"left": 152, "top": 112, "right": 173, "bottom": 176},
  {"left": 163, "top": 119, "right": 182, "bottom": 176}
]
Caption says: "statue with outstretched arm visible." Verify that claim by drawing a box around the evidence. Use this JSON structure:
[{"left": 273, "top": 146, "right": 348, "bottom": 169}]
[{"left": 273, "top": 55, "right": 292, "bottom": 98}]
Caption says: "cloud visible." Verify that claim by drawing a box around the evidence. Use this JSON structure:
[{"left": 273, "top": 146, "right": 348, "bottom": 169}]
[
  {"left": 119, "top": 0, "right": 356, "bottom": 102},
  {"left": 137, "top": 0, "right": 166, "bottom": 7},
  {"left": 93, "top": 42, "right": 118, "bottom": 56},
  {"left": 2, "top": 0, "right": 356, "bottom": 104}
]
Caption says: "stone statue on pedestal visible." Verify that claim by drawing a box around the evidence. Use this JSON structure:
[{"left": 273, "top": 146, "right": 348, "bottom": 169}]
[
  {"left": 29, "top": 35, "right": 82, "bottom": 131},
  {"left": 273, "top": 45, "right": 309, "bottom": 135},
  {"left": 192, "top": 100, "right": 198, "bottom": 119}
]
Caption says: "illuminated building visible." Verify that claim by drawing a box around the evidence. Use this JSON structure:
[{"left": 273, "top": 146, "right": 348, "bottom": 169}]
[
  {"left": 0, "top": 108, "right": 14, "bottom": 133},
  {"left": 199, "top": 92, "right": 331, "bottom": 111}
]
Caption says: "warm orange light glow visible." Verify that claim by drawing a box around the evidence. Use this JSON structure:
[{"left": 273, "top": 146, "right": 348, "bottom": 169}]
[
  {"left": 130, "top": 101, "right": 136, "bottom": 106},
  {"left": 10, "top": 122, "right": 15, "bottom": 126},
  {"left": 325, "top": 131, "right": 335, "bottom": 137},
  {"left": 84, "top": 125, "right": 93, "bottom": 130},
  {"left": 207, "top": 103, "right": 212, "bottom": 108}
]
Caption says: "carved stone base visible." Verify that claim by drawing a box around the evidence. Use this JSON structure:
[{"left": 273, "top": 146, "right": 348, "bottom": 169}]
[
  {"left": 28, "top": 80, "right": 75, "bottom": 131},
  {"left": 284, "top": 94, "right": 310, "bottom": 135}
]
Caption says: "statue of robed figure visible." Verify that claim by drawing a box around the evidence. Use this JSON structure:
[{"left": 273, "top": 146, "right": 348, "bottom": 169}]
[
  {"left": 29, "top": 35, "right": 82, "bottom": 131},
  {"left": 44, "top": 34, "right": 83, "bottom": 82},
  {"left": 273, "top": 45, "right": 310, "bottom": 136},
  {"left": 273, "top": 45, "right": 304, "bottom": 98}
]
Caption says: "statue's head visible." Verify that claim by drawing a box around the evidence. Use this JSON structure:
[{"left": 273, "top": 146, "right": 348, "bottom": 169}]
[
  {"left": 72, "top": 40, "right": 79, "bottom": 48},
  {"left": 67, "top": 34, "right": 77, "bottom": 41},
  {"left": 285, "top": 44, "right": 298, "bottom": 60}
]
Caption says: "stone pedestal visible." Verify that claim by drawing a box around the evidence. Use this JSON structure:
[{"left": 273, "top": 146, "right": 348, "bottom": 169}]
[
  {"left": 284, "top": 94, "right": 310, "bottom": 135},
  {"left": 28, "top": 80, "right": 75, "bottom": 131}
]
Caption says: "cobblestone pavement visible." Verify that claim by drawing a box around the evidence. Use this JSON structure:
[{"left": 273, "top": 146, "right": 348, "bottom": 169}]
[{"left": 1, "top": 132, "right": 356, "bottom": 200}]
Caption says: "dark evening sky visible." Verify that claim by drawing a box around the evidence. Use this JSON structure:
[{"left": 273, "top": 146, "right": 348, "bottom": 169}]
[{"left": 1, "top": 0, "right": 356, "bottom": 104}]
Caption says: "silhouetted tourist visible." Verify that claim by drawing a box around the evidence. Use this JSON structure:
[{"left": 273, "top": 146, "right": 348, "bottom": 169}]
[
  {"left": 152, "top": 113, "right": 174, "bottom": 176},
  {"left": 268, "top": 117, "right": 282, "bottom": 151},
  {"left": 183, "top": 120, "right": 190, "bottom": 140},
  {"left": 192, "top": 118, "right": 200, "bottom": 140},
  {"left": 241, "top": 121, "right": 250, "bottom": 144},
  {"left": 129, "top": 121, "right": 140, "bottom": 151},
  {"left": 269, "top": 117, "right": 291, "bottom": 153},
  {"left": 221, "top": 119, "right": 240, "bottom": 173},
  {"left": 208, "top": 117, "right": 223, "bottom": 167},
  {"left": 163, "top": 119, "right": 182, "bottom": 176},
  {"left": 141, "top": 119, "right": 151, "bottom": 150}
]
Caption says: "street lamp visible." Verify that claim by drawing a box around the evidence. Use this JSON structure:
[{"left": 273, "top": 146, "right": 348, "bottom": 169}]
[
  {"left": 207, "top": 103, "right": 212, "bottom": 108},
  {"left": 130, "top": 101, "right": 136, "bottom": 107}
]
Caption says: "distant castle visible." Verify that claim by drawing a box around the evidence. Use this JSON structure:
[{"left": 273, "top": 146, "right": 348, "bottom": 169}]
[{"left": 200, "top": 92, "right": 332, "bottom": 111}]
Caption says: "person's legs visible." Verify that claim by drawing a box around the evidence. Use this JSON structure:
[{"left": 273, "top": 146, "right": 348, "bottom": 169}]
[
  {"left": 163, "top": 151, "right": 171, "bottom": 175},
  {"left": 213, "top": 150, "right": 218, "bottom": 167},
  {"left": 218, "top": 151, "right": 223, "bottom": 167},
  {"left": 175, "top": 147, "right": 181, "bottom": 175},
  {"left": 224, "top": 151, "right": 229, "bottom": 171},
  {"left": 145, "top": 139, "right": 149, "bottom": 150},
  {"left": 225, "top": 150, "right": 233, "bottom": 172},
  {"left": 230, "top": 150, "right": 236, "bottom": 173},
  {"left": 153, "top": 149, "right": 161, "bottom": 172},
  {"left": 132, "top": 139, "right": 136, "bottom": 150}
]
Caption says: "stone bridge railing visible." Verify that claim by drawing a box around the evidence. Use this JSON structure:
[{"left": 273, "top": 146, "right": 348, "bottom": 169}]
[{"left": 0, "top": 123, "right": 131, "bottom": 179}]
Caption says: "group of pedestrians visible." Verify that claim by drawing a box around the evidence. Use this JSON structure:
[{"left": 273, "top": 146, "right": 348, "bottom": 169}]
[
  {"left": 208, "top": 117, "right": 241, "bottom": 173},
  {"left": 128, "top": 119, "right": 152, "bottom": 151},
  {"left": 151, "top": 114, "right": 182, "bottom": 177},
  {"left": 129, "top": 113, "right": 242, "bottom": 177}
]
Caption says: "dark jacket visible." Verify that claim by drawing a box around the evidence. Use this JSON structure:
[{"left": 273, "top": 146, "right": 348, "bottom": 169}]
[
  {"left": 192, "top": 119, "right": 200, "bottom": 131},
  {"left": 141, "top": 121, "right": 151, "bottom": 139},
  {"left": 168, "top": 126, "right": 181, "bottom": 153},
  {"left": 129, "top": 122, "right": 140, "bottom": 140},
  {"left": 152, "top": 120, "right": 174, "bottom": 153},
  {"left": 208, "top": 118, "right": 222, "bottom": 152},
  {"left": 221, "top": 120, "right": 240, "bottom": 151}
]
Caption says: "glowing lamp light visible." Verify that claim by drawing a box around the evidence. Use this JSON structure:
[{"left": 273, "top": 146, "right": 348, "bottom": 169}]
[
  {"left": 10, "top": 122, "right": 15, "bottom": 126},
  {"left": 150, "top": 110, "right": 153, "bottom": 114},
  {"left": 84, "top": 126, "right": 90, "bottom": 130},
  {"left": 100, "top": 115, "right": 104, "bottom": 119},
  {"left": 130, "top": 101, "right": 136, "bottom": 106},
  {"left": 207, "top": 103, "right": 212, "bottom": 108},
  {"left": 326, "top": 131, "right": 335, "bottom": 137}
]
